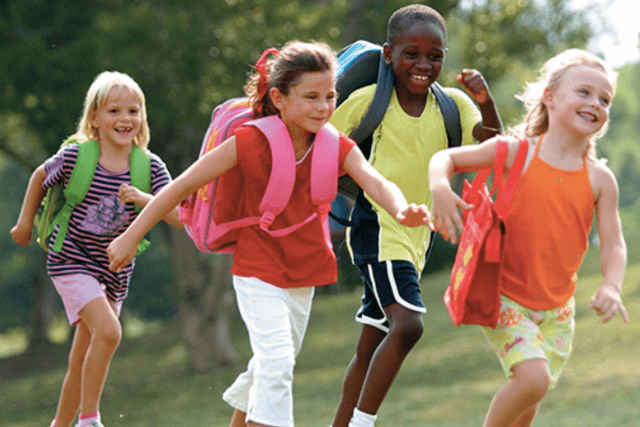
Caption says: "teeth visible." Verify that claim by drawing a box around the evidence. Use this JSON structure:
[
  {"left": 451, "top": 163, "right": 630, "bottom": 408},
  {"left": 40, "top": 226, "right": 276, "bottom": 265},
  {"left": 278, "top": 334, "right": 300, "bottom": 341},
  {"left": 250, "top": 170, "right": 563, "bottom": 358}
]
[
  {"left": 578, "top": 112, "right": 596, "bottom": 122},
  {"left": 412, "top": 75, "right": 430, "bottom": 81}
]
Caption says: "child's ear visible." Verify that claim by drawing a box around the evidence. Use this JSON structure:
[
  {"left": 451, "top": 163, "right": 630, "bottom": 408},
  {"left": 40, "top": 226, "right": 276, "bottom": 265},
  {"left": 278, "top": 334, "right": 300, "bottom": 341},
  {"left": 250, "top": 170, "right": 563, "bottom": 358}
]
[
  {"left": 89, "top": 114, "right": 98, "bottom": 129},
  {"left": 542, "top": 88, "right": 554, "bottom": 109},
  {"left": 382, "top": 43, "right": 393, "bottom": 66},
  {"left": 270, "top": 87, "right": 284, "bottom": 110}
]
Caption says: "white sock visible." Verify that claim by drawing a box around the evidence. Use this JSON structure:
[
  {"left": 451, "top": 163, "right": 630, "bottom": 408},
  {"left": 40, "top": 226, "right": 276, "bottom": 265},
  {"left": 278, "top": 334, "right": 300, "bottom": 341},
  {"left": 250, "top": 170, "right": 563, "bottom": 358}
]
[{"left": 348, "top": 408, "right": 377, "bottom": 427}]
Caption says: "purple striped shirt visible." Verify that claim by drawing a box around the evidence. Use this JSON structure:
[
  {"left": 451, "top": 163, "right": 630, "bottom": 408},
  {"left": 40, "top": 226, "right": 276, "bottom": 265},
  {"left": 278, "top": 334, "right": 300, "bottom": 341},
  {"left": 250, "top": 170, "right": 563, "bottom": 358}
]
[{"left": 43, "top": 143, "right": 172, "bottom": 302}]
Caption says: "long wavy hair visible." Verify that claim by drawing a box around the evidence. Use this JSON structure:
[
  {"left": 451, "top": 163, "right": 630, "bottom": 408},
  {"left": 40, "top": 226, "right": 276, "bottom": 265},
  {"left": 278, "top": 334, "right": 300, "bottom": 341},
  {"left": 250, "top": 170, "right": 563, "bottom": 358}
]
[{"left": 511, "top": 48, "right": 617, "bottom": 158}]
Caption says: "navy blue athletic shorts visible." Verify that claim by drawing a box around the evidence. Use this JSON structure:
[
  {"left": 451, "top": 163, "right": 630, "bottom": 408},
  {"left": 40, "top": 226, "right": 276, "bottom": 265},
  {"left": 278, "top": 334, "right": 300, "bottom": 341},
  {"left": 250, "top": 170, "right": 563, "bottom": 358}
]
[{"left": 355, "top": 260, "right": 427, "bottom": 332}]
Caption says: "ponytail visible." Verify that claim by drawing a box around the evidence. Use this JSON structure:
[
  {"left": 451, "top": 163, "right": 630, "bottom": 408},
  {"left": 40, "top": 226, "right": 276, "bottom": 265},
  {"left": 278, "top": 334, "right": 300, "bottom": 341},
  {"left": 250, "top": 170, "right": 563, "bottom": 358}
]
[{"left": 245, "top": 48, "right": 279, "bottom": 118}]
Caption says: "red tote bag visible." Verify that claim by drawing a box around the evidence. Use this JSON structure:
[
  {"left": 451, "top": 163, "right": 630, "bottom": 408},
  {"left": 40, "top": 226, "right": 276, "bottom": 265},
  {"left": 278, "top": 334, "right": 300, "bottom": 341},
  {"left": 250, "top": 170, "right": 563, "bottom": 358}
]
[{"left": 444, "top": 139, "right": 528, "bottom": 328}]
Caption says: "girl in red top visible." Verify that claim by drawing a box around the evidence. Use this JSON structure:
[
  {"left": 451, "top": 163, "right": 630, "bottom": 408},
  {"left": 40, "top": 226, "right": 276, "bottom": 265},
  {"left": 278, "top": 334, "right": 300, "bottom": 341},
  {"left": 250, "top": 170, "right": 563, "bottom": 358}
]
[
  {"left": 107, "top": 41, "right": 432, "bottom": 427},
  {"left": 429, "top": 48, "right": 628, "bottom": 427}
]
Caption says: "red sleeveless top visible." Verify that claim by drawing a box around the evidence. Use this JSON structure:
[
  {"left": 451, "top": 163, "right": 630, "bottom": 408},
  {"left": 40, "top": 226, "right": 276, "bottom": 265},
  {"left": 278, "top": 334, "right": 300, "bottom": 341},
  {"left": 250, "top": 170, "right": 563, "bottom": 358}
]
[
  {"left": 231, "top": 126, "right": 356, "bottom": 288},
  {"left": 500, "top": 137, "right": 594, "bottom": 309}
]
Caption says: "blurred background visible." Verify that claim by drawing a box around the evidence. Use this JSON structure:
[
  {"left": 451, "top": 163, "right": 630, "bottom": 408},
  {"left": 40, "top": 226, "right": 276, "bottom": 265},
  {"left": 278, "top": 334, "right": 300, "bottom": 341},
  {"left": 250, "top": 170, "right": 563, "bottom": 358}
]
[{"left": 1, "top": 0, "right": 639, "bottom": 425}]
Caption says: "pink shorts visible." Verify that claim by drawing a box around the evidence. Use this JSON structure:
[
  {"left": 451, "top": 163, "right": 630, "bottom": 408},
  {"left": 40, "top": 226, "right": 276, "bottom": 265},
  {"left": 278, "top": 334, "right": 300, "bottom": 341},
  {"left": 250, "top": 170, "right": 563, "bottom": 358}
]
[{"left": 50, "top": 274, "right": 123, "bottom": 326}]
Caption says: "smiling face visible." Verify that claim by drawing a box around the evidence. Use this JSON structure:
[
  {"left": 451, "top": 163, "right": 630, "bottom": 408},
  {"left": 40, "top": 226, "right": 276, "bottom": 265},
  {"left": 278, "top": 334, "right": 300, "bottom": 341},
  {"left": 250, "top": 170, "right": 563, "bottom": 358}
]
[
  {"left": 383, "top": 22, "right": 446, "bottom": 106},
  {"left": 90, "top": 86, "right": 142, "bottom": 150},
  {"left": 545, "top": 64, "right": 614, "bottom": 138},
  {"left": 272, "top": 70, "right": 336, "bottom": 140}
]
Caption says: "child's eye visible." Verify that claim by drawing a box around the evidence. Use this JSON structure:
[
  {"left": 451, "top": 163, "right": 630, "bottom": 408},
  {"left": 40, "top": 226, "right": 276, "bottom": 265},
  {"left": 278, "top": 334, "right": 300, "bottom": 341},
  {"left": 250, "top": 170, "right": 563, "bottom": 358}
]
[
  {"left": 599, "top": 96, "right": 610, "bottom": 106},
  {"left": 578, "top": 88, "right": 589, "bottom": 96}
]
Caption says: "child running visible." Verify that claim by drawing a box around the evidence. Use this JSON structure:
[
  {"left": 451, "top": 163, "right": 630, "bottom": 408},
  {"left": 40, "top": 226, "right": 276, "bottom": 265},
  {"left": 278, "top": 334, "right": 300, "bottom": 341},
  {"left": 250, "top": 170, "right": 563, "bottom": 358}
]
[
  {"left": 329, "top": 4, "right": 502, "bottom": 427},
  {"left": 10, "top": 71, "right": 183, "bottom": 427},
  {"left": 105, "top": 41, "right": 432, "bottom": 427},
  {"left": 429, "top": 48, "right": 629, "bottom": 427}
]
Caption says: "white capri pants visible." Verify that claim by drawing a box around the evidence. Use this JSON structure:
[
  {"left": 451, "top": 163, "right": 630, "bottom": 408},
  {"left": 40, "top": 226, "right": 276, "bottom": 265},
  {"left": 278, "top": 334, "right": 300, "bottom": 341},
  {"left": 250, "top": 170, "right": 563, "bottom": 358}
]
[{"left": 223, "top": 275, "right": 314, "bottom": 427}]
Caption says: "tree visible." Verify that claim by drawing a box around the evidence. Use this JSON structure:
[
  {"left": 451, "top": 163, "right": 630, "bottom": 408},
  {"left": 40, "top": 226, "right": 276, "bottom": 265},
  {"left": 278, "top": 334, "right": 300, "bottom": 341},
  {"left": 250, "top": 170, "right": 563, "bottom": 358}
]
[{"left": 0, "top": 0, "right": 609, "bottom": 371}]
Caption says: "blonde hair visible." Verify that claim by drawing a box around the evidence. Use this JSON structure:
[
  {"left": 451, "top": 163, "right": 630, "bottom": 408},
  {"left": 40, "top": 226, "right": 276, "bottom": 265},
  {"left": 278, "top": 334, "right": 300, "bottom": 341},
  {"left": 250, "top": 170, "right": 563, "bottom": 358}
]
[
  {"left": 66, "top": 71, "right": 150, "bottom": 149},
  {"left": 512, "top": 48, "right": 617, "bottom": 158}
]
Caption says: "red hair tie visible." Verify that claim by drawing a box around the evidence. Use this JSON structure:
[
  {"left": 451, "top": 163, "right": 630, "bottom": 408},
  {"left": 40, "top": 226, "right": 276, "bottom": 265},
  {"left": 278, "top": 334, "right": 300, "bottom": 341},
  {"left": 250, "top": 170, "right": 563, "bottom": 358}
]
[{"left": 256, "top": 47, "right": 279, "bottom": 98}]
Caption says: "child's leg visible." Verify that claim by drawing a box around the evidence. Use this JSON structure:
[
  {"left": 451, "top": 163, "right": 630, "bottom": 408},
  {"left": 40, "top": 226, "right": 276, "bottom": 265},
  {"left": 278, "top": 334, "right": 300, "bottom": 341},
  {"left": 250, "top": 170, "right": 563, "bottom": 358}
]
[
  {"left": 52, "top": 321, "right": 92, "bottom": 427},
  {"left": 356, "top": 303, "right": 423, "bottom": 416},
  {"left": 228, "top": 409, "right": 270, "bottom": 427},
  {"left": 224, "top": 276, "right": 313, "bottom": 427},
  {"left": 483, "top": 359, "right": 550, "bottom": 427},
  {"left": 77, "top": 297, "right": 122, "bottom": 415},
  {"left": 512, "top": 403, "right": 540, "bottom": 427},
  {"left": 229, "top": 409, "right": 247, "bottom": 427},
  {"left": 332, "top": 325, "right": 386, "bottom": 427}
]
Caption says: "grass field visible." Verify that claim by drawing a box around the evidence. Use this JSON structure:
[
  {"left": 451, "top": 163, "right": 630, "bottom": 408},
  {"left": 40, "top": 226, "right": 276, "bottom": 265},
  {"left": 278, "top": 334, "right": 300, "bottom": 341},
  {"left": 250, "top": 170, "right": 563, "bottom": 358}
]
[{"left": 1, "top": 246, "right": 639, "bottom": 427}]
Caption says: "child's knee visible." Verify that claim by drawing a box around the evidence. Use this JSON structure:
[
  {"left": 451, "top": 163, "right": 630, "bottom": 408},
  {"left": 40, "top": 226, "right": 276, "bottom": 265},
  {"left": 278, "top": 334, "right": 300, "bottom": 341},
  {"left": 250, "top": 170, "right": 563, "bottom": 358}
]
[
  {"left": 391, "top": 316, "right": 424, "bottom": 344},
  {"left": 96, "top": 320, "right": 122, "bottom": 348},
  {"left": 512, "top": 360, "right": 551, "bottom": 400},
  {"left": 259, "top": 352, "right": 296, "bottom": 383}
]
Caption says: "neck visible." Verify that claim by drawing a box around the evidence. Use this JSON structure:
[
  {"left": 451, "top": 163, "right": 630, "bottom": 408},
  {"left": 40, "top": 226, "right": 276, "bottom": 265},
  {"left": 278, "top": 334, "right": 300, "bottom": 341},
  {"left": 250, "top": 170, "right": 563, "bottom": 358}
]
[
  {"left": 98, "top": 141, "right": 132, "bottom": 171},
  {"left": 284, "top": 126, "right": 314, "bottom": 161},
  {"left": 395, "top": 85, "right": 428, "bottom": 118},
  {"left": 543, "top": 123, "right": 591, "bottom": 155}
]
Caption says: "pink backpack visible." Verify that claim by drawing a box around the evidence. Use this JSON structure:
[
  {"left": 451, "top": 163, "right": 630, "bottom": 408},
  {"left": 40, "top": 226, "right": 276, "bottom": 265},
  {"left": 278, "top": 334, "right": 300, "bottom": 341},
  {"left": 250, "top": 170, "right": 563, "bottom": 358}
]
[{"left": 179, "top": 97, "right": 340, "bottom": 253}]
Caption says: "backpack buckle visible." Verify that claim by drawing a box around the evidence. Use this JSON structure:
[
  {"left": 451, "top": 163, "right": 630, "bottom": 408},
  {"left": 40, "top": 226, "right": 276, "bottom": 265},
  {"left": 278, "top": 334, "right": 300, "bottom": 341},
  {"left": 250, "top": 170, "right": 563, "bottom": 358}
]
[{"left": 260, "top": 211, "right": 276, "bottom": 229}]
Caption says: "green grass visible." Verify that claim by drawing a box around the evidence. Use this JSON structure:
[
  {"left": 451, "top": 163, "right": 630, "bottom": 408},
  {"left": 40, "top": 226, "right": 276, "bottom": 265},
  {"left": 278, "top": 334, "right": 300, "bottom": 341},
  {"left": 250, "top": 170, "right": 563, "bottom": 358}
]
[{"left": 1, "top": 246, "right": 640, "bottom": 427}]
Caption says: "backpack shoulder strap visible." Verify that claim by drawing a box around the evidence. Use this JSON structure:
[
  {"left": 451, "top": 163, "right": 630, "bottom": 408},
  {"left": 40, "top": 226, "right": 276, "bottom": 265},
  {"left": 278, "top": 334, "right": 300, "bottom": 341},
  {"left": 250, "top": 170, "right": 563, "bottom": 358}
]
[
  {"left": 310, "top": 123, "right": 339, "bottom": 205},
  {"left": 129, "top": 146, "right": 151, "bottom": 213},
  {"left": 431, "top": 82, "right": 462, "bottom": 148},
  {"left": 52, "top": 140, "right": 100, "bottom": 252},
  {"left": 245, "top": 116, "right": 296, "bottom": 224},
  {"left": 348, "top": 49, "right": 395, "bottom": 144}
]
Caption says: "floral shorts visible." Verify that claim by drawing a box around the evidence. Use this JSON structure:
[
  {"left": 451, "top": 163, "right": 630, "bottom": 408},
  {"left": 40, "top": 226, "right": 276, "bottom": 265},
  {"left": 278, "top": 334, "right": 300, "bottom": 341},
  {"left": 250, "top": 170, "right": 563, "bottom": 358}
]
[{"left": 481, "top": 295, "right": 575, "bottom": 389}]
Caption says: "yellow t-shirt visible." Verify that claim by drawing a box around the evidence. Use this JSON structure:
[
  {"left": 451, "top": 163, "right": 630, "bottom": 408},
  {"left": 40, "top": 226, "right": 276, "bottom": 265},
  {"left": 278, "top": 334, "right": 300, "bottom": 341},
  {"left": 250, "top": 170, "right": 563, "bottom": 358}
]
[{"left": 331, "top": 84, "right": 480, "bottom": 272}]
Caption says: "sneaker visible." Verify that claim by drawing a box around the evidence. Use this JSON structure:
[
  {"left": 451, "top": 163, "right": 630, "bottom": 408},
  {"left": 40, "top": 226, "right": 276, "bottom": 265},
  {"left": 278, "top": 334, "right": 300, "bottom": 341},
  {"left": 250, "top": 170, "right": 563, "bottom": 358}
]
[{"left": 75, "top": 421, "right": 105, "bottom": 427}]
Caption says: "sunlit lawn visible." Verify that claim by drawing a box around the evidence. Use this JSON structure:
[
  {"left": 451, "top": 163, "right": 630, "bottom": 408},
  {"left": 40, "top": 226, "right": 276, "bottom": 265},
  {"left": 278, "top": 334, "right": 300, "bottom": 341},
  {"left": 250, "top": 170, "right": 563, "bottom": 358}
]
[{"left": 1, "top": 244, "right": 639, "bottom": 426}]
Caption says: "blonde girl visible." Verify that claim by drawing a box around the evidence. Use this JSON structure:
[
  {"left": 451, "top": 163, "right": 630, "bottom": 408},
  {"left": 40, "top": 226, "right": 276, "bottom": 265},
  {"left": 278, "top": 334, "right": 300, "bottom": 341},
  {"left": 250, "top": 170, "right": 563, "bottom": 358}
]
[
  {"left": 11, "top": 71, "right": 183, "bottom": 427},
  {"left": 429, "top": 49, "right": 628, "bottom": 427},
  {"left": 106, "top": 41, "right": 432, "bottom": 427}
]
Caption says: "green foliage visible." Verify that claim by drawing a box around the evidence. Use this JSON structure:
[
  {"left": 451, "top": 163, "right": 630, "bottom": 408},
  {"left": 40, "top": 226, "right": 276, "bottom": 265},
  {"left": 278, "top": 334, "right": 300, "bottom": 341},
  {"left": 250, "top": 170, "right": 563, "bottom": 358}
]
[
  {"left": 598, "top": 63, "right": 640, "bottom": 207},
  {"left": 2, "top": 0, "right": 639, "bottom": 336}
]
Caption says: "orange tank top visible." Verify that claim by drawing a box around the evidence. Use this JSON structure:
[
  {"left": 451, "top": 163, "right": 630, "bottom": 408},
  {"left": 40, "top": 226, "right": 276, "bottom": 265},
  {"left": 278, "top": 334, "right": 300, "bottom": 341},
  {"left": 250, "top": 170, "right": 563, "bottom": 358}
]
[{"left": 500, "top": 137, "right": 594, "bottom": 310}]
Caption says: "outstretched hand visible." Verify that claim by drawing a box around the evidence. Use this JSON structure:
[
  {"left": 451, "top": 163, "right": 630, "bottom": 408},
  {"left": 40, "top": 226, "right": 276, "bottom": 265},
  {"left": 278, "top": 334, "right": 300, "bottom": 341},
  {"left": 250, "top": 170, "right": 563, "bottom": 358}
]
[
  {"left": 589, "top": 284, "right": 629, "bottom": 324},
  {"left": 396, "top": 203, "right": 434, "bottom": 229},
  {"left": 457, "top": 69, "right": 491, "bottom": 105},
  {"left": 430, "top": 185, "right": 473, "bottom": 245}
]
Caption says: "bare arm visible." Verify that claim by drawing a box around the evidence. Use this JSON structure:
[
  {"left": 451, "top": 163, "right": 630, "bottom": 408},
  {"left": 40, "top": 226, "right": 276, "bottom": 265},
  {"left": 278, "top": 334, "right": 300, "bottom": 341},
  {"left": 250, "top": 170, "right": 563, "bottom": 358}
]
[
  {"left": 588, "top": 162, "right": 628, "bottom": 323},
  {"left": 11, "top": 165, "right": 47, "bottom": 246},
  {"left": 343, "top": 147, "right": 432, "bottom": 228},
  {"left": 118, "top": 184, "right": 184, "bottom": 228},
  {"left": 456, "top": 69, "right": 503, "bottom": 142},
  {"left": 428, "top": 137, "right": 523, "bottom": 243},
  {"left": 107, "top": 136, "right": 238, "bottom": 271}
]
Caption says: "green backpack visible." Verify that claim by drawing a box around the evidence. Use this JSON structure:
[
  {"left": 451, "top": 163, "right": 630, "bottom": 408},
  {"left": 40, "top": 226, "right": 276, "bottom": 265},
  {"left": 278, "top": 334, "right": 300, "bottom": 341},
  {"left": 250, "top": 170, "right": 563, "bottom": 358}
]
[{"left": 35, "top": 139, "right": 152, "bottom": 255}]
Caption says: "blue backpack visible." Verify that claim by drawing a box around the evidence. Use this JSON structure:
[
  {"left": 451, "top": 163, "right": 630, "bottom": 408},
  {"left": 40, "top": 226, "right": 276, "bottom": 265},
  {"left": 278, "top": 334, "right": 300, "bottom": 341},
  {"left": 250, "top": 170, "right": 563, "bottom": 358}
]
[{"left": 335, "top": 40, "right": 462, "bottom": 200}]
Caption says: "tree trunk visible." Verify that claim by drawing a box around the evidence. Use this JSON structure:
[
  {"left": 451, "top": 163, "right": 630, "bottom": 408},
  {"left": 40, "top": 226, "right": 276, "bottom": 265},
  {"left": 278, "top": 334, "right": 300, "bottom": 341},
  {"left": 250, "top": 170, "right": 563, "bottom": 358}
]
[
  {"left": 25, "top": 255, "right": 57, "bottom": 353},
  {"left": 170, "top": 227, "right": 239, "bottom": 373}
]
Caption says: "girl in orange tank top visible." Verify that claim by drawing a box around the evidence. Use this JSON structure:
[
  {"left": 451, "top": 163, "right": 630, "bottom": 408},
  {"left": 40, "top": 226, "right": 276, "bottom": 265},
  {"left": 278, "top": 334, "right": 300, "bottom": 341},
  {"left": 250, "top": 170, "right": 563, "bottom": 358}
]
[{"left": 429, "top": 49, "right": 628, "bottom": 427}]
